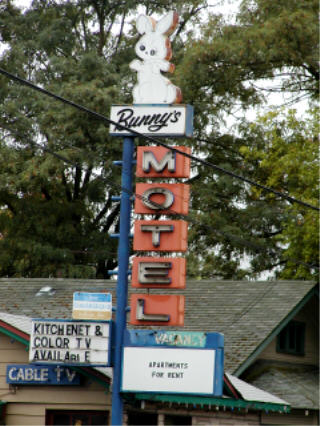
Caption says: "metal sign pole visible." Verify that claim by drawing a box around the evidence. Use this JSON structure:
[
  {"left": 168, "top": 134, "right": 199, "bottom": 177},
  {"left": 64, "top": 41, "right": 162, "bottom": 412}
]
[{"left": 111, "top": 136, "right": 135, "bottom": 425}]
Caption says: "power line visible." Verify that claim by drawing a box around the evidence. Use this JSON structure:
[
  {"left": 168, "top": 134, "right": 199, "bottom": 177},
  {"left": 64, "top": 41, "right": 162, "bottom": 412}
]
[
  {"left": 13, "top": 135, "right": 319, "bottom": 272},
  {"left": 0, "top": 68, "right": 318, "bottom": 272},
  {"left": 0, "top": 67, "right": 318, "bottom": 212}
]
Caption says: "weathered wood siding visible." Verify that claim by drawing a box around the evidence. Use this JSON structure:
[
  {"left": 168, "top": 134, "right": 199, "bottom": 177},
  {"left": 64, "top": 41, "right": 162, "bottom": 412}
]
[
  {"left": 261, "top": 409, "right": 319, "bottom": 425},
  {"left": 259, "top": 297, "right": 318, "bottom": 365},
  {"left": 0, "top": 334, "right": 111, "bottom": 425}
]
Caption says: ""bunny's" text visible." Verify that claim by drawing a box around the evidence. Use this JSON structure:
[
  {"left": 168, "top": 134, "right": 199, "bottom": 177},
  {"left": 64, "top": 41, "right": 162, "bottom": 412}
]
[{"left": 114, "top": 107, "right": 182, "bottom": 132}]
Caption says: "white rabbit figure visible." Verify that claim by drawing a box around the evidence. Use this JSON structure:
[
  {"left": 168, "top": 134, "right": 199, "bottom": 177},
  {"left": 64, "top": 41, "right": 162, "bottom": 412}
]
[{"left": 130, "top": 11, "right": 182, "bottom": 104}]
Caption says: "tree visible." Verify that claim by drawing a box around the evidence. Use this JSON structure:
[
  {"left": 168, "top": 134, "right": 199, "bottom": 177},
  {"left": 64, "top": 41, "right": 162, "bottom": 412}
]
[
  {"left": 178, "top": 0, "right": 318, "bottom": 116},
  {"left": 239, "top": 108, "right": 319, "bottom": 280},
  {"left": 0, "top": 0, "right": 318, "bottom": 279},
  {"left": 0, "top": 0, "right": 205, "bottom": 277},
  {"left": 174, "top": 0, "right": 319, "bottom": 279}
]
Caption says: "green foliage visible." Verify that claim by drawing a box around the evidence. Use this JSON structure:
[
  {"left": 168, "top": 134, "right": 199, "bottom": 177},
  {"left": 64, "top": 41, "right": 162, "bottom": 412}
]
[
  {"left": 0, "top": 0, "right": 204, "bottom": 278},
  {"left": 178, "top": 0, "right": 319, "bottom": 113},
  {"left": 239, "top": 108, "right": 319, "bottom": 279},
  {"left": 0, "top": 0, "right": 318, "bottom": 280},
  {"left": 178, "top": 0, "right": 319, "bottom": 280}
]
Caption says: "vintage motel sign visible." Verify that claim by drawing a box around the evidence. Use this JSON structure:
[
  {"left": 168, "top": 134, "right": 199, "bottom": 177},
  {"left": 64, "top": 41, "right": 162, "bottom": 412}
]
[
  {"left": 110, "top": 105, "right": 194, "bottom": 138},
  {"left": 131, "top": 137, "right": 190, "bottom": 326},
  {"left": 135, "top": 183, "right": 189, "bottom": 215},
  {"left": 133, "top": 220, "right": 188, "bottom": 252},
  {"left": 129, "top": 294, "right": 185, "bottom": 326},
  {"left": 136, "top": 146, "right": 191, "bottom": 178},
  {"left": 109, "top": 10, "right": 195, "bottom": 425},
  {"left": 121, "top": 330, "right": 224, "bottom": 396},
  {"left": 131, "top": 257, "right": 186, "bottom": 289}
]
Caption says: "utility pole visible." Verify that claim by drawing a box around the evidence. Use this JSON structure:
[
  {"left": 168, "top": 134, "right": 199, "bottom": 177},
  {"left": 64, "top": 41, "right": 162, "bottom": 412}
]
[{"left": 111, "top": 136, "right": 135, "bottom": 425}]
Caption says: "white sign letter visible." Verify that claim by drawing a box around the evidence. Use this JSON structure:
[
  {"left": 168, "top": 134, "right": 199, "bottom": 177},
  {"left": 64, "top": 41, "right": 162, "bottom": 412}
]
[
  {"left": 140, "top": 224, "right": 173, "bottom": 247},
  {"left": 143, "top": 150, "right": 175, "bottom": 173},
  {"left": 138, "top": 261, "right": 172, "bottom": 284},
  {"left": 142, "top": 187, "right": 174, "bottom": 210}
]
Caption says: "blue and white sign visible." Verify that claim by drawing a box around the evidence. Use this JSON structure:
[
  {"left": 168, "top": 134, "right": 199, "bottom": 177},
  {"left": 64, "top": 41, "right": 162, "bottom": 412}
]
[
  {"left": 6, "top": 365, "right": 80, "bottom": 385},
  {"left": 121, "top": 330, "right": 224, "bottom": 396},
  {"left": 73, "top": 292, "right": 112, "bottom": 320},
  {"left": 109, "top": 104, "right": 194, "bottom": 138}
]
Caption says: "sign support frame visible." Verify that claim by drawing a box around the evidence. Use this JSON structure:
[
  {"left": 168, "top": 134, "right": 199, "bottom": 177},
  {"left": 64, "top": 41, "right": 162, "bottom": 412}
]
[{"left": 111, "top": 136, "right": 135, "bottom": 425}]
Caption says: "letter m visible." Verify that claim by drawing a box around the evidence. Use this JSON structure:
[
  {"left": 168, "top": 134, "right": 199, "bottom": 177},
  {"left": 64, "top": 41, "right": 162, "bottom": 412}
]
[{"left": 143, "top": 150, "right": 176, "bottom": 173}]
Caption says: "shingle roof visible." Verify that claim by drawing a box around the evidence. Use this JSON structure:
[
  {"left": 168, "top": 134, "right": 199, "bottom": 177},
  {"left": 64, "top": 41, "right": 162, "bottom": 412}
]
[
  {"left": 0, "top": 278, "right": 316, "bottom": 375},
  {"left": 0, "top": 311, "right": 31, "bottom": 335},
  {"left": 0, "top": 309, "right": 291, "bottom": 412},
  {"left": 249, "top": 364, "right": 319, "bottom": 410},
  {"left": 225, "top": 372, "right": 289, "bottom": 405}
]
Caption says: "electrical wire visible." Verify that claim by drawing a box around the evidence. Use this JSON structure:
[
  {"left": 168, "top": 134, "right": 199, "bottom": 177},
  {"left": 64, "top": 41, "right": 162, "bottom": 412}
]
[
  {"left": 0, "top": 67, "right": 318, "bottom": 212},
  {"left": 0, "top": 69, "right": 318, "bottom": 272},
  {"left": 13, "top": 135, "right": 319, "bottom": 272}
]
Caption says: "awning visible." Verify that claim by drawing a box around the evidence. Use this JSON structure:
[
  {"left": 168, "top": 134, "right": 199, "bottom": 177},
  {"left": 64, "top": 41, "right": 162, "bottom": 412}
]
[
  {"left": 123, "top": 373, "right": 291, "bottom": 414},
  {"left": 128, "top": 392, "right": 290, "bottom": 414}
]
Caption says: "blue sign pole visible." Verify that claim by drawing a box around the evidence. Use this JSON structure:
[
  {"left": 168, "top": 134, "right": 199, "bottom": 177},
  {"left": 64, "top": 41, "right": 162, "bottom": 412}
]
[{"left": 111, "top": 136, "right": 135, "bottom": 425}]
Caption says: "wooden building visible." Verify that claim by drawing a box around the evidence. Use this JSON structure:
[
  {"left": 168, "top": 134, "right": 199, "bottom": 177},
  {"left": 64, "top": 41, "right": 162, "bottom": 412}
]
[{"left": 0, "top": 278, "right": 318, "bottom": 425}]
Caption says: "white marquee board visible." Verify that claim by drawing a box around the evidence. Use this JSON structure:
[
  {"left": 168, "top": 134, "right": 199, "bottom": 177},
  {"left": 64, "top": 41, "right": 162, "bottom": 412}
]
[
  {"left": 29, "top": 319, "right": 111, "bottom": 366},
  {"left": 121, "top": 346, "right": 215, "bottom": 394}
]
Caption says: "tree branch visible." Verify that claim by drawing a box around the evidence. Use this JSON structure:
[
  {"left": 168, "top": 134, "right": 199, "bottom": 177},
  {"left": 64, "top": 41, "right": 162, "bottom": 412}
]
[
  {"left": 73, "top": 166, "right": 82, "bottom": 200},
  {"left": 103, "top": 202, "right": 120, "bottom": 233},
  {"left": 62, "top": 171, "right": 72, "bottom": 202}
]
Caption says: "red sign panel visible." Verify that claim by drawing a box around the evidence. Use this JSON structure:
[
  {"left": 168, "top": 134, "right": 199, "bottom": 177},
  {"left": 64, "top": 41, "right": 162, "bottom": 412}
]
[
  {"left": 131, "top": 257, "right": 186, "bottom": 289},
  {"left": 135, "top": 183, "right": 189, "bottom": 215},
  {"left": 133, "top": 220, "right": 188, "bottom": 252},
  {"left": 129, "top": 294, "right": 185, "bottom": 326},
  {"left": 132, "top": 144, "right": 191, "bottom": 327},
  {"left": 136, "top": 146, "right": 191, "bottom": 178}
]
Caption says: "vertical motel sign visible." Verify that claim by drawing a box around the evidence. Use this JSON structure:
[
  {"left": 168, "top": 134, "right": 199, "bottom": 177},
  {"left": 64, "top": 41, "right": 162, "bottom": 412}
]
[
  {"left": 109, "top": 120, "right": 193, "bottom": 327},
  {"left": 109, "top": 116, "right": 193, "bottom": 425},
  {"left": 109, "top": 10, "right": 193, "bottom": 425},
  {"left": 131, "top": 146, "right": 191, "bottom": 325}
]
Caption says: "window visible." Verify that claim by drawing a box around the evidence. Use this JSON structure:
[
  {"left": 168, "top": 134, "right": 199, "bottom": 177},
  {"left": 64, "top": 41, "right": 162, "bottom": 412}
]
[
  {"left": 277, "top": 320, "right": 305, "bottom": 356},
  {"left": 45, "top": 410, "right": 109, "bottom": 425},
  {"left": 127, "top": 411, "right": 158, "bottom": 425},
  {"left": 164, "top": 414, "right": 192, "bottom": 425}
]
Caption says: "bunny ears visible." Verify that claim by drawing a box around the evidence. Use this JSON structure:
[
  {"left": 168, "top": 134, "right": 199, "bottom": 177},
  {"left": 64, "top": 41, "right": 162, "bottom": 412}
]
[{"left": 136, "top": 11, "right": 179, "bottom": 36}]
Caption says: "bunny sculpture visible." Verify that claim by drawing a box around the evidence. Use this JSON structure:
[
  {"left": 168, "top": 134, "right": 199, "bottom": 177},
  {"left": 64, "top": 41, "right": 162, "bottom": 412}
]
[{"left": 130, "top": 11, "right": 182, "bottom": 105}]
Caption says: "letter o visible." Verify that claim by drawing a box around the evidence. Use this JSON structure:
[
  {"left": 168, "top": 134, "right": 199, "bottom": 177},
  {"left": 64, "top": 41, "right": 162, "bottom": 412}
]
[
  {"left": 142, "top": 187, "right": 174, "bottom": 210},
  {"left": 41, "top": 337, "right": 48, "bottom": 347}
]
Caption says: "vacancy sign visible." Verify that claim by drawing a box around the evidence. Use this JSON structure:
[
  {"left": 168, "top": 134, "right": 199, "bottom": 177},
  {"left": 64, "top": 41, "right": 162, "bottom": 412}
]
[
  {"left": 29, "top": 319, "right": 111, "bottom": 366},
  {"left": 73, "top": 292, "right": 112, "bottom": 320}
]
